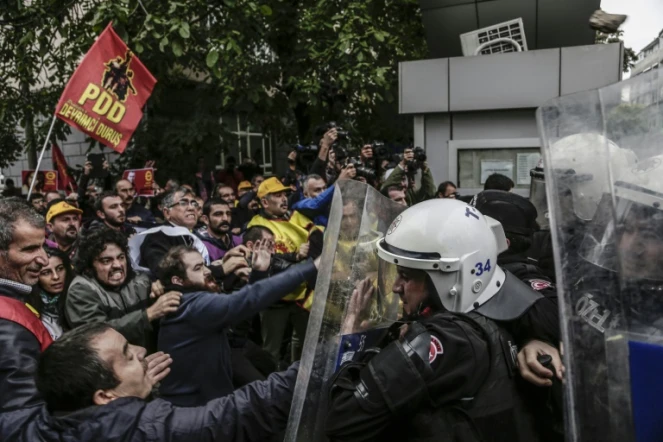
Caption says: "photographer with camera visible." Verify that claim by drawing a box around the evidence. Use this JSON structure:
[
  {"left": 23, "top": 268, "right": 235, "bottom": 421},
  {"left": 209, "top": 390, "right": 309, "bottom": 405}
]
[
  {"left": 309, "top": 123, "right": 356, "bottom": 185},
  {"left": 380, "top": 146, "right": 436, "bottom": 206}
]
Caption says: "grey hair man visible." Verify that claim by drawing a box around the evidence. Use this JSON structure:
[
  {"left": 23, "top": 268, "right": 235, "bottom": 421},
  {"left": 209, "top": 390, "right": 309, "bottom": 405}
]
[{"left": 0, "top": 198, "right": 51, "bottom": 411}]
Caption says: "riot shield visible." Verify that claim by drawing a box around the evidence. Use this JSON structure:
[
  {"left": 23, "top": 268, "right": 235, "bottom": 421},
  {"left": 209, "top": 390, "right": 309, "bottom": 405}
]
[
  {"left": 285, "top": 180, "right": 406, "bottom": 442},
  {"left": 538, "top": 70, "right": 663, "bottom": 442}
]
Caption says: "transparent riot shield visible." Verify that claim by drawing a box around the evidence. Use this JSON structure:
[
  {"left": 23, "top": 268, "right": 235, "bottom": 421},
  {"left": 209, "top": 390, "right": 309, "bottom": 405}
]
[
  {"left": 537, "top": 70, "right": 663, "bottom": 442},
  {"left": 285, "top": 180, "right": 406, "bottom": 442}
]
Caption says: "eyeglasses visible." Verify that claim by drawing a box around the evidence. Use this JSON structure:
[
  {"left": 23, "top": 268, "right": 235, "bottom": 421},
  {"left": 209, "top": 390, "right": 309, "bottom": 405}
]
[{"left": 169, "top": 199, "right": 200, "bottom": 209}]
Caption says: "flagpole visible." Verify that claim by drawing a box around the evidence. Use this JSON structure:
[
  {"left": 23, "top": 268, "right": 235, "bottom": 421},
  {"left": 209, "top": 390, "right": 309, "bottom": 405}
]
[{"left": 27, "top": 115, "right": 57, "bottom": 200}]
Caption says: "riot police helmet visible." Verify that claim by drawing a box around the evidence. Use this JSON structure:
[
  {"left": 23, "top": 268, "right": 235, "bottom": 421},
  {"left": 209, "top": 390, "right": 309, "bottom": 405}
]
[{"left": 376, "top": 199, "right": 508, "bottom": 314}]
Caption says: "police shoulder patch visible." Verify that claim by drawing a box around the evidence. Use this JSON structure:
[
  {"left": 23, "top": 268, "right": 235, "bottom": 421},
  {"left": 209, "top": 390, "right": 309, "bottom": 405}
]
[
  {"left": 530, "top": 279, "right": 552, "bottom": 291},
  {"left": 429, "top": 335, "right": 444, "bottom": 364}
]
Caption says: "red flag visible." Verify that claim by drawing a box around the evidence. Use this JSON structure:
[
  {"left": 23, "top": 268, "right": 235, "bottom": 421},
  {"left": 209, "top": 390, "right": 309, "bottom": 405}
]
[
  {"left": 51, "top": 143, "right": 78, "bottom": 193},
  {"left": 54, "top": 23, "right": 156, "bottom": 153}
]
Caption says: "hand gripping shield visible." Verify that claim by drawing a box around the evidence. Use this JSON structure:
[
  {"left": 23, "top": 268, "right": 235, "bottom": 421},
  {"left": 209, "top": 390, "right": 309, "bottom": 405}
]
[
  {"left": 285, "top": 180, "right": 406, "bottom": 442},
  {"left": 538, "top": 70, "right": 663, "bottom": 442}
]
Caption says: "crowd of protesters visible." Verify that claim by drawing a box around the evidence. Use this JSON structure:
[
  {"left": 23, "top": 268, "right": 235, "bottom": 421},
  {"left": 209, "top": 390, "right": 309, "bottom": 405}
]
[{"left": 0, "top": 121, "right": 546, "bottom": 441}]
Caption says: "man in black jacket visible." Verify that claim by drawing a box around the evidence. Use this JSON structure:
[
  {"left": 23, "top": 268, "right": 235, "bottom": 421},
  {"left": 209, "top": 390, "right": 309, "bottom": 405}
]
[
  {"left": 0, "top": 322, "right": 300, "bottom": 442},
  {"left": 0, "top": 198, "right": 51, "bottom": 412}
]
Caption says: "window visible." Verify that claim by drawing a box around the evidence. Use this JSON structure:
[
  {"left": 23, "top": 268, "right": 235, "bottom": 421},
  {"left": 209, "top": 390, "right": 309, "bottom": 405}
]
[
  {"left": 448, "top": 138, "right": 541, "bottom": 197},
  {"left": 220, "top": 115, "right": 273, "bottom": 175}
]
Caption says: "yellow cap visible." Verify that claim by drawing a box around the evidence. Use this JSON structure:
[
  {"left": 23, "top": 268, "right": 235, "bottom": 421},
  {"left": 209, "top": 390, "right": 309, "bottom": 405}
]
[
  {"left": 257, "top": 177, "right": 291, "bottom": 199},
  {"left": 238, "top": 180, "right": 253, "bottom": 190},
  {"left": 46, "top": 201, "right": 83, "bottom": 224}
]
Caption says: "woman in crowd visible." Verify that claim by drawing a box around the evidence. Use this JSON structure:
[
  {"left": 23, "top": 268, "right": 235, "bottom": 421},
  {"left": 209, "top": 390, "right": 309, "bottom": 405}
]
[{"left": 28, "top": 248, "right": 74, "bottom": 340}]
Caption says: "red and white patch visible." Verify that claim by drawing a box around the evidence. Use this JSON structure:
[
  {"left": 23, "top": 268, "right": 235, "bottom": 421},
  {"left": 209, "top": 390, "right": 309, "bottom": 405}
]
[
  {"left": 429, "top": 336, "right": 444, "bottom": 364},
  {"left": 530, "top": 279, "right": 552, "bottom": 291}
]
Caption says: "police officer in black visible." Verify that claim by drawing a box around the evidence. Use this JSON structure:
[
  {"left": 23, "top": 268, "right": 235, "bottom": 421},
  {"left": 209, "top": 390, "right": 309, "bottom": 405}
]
[
  {"left": 472, "top": 190, "right": 563, "bottom": 441},
  {"left": 472, "top": 190, "right": 559, "bottom": 343},
  {"left": 325, "top": 199, "right": 545, "bottom": 442}
]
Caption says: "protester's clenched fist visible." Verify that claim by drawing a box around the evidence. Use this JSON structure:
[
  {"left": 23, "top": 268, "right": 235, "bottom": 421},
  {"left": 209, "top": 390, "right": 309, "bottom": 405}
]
[{"left": 146, "top": 291, "right": 182, "bottom": 322}]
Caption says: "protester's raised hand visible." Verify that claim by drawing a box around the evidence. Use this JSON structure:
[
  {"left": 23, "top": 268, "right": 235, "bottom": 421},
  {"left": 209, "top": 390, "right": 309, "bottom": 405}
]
[
  {"left": 222, "top": 255, "right": 248, "bottom": 275},
  {"left": 127, "top": 216, "right": 142, "bottom": 224},
  {"left": 251, "top": 239, "right": 273, "bottom": 272},
  {"left": 146, "top": 291, "right": 182, "bottom": 322},
  {"left": 321, "top": 128, "right": 338, "bottom": 149},
  {"left": 338, "top": 164, "right": 356, "bottom": 181},
  {"left": 145, "top": 351, "right": 172, "bottom": 387},
  {"left": 150, "top": 280, "right": 165, "bottom": 299},
  {"left": 340, "top": 278, "right": 374, "bottom": 335},
  {"left": 223, "top": 245, "right": 250, "bottom": 262},
  {"left": 235, "top": 267, "right": 251, "bottom": 281}
]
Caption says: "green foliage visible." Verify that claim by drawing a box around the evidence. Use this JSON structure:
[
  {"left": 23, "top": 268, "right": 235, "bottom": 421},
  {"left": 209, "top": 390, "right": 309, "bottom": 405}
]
[
  {"left": 0, "top": 0, "right": 427, "bottom": 180},
  {"left": 596, "top": 30, "right": 638, "bottom": 73}
]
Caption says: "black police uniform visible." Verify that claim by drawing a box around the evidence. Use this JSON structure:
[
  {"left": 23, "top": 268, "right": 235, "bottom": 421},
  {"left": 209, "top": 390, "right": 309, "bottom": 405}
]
[
  {"left": 498, "top": 255, "right": 559, "bottom": 347},
  {"left": 325, "top": 275, "right": 543, "bottom": 442}
]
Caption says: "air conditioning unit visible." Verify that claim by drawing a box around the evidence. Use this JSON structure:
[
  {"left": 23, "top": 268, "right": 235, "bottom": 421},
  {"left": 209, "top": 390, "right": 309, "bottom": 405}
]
[{"left": 460, "top": 18, "right": 528, "bottom": 56}]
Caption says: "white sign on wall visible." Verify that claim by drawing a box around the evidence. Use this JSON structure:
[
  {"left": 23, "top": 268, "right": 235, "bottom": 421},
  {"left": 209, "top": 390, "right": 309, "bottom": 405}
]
[{"left": 480, "top": 160, "right": 514, "bottom": 184}]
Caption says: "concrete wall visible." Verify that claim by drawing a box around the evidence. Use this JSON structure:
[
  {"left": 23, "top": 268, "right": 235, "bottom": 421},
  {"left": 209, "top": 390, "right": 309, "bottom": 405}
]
[
  {"left": 400, "top": 43, "right": 624, "bottom": 192},
  {"left": 400, "top": 43, "right": 623, "bottom": 114}
]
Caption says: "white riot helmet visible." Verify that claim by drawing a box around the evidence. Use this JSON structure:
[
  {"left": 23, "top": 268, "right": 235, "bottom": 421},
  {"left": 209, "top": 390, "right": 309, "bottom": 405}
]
[
  {"left": 376, "top": 199, "right": 508, "bottom": 314},
  {"left": 550, "top": 133, "right": 636, "bottom": 221}
]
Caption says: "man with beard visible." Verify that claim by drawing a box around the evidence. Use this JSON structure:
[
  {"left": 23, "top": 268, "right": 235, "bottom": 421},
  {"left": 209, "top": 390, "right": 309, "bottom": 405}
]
[
  {"left": 197, "top": 198, "right": 243, "bottom": 261},
  {"left": 45, "top": 201, "right": 83, "bottom": 260},
  {"left": 0, "top": 198, "right": 51, "bottom": 411},
  {"left": 156, "top": 242, "right": 319, "bottom": 406},
  {"left": 115, "top": 179, "right": 155, "bottom": 225},
  {"left": 65, "top": 228, "right": 182, "bottom": 352},
  {"left": 215, "top": 184, "right": 237, "bottom": 206},
  {"left": 86, "top": 191, "right": 136, "bottom": 238},
  {"left": 29, "top": 193, "right": 46, "bottom": 215}
]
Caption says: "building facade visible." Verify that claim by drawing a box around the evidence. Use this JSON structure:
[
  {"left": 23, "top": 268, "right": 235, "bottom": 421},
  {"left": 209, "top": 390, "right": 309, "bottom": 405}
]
[{"left": 631, "top": 29, "right": 663, "bottom": 77}]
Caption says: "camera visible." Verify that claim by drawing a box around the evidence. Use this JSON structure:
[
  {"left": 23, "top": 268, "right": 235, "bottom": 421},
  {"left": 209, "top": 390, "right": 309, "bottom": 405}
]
[
  {"left": 405, "top": 146, "right": 427, "bottom": 175},
  {"left": 371, "top": 141, "right": 388, "bottom": 158},
  {"left": 327, "top": 121, "right": 349, "bottom": 140},
  {"left": 347, "top": 157, "right": 378, "bottom": 184},
  {"left": 294, "top": 143, "right": 319, "bottom": 154},
  {"left": 293, "top": 143, "right": 319, "bottom": 165},
  {"left": 412, "top": 146, "right": 426, "bottom": 162}
]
